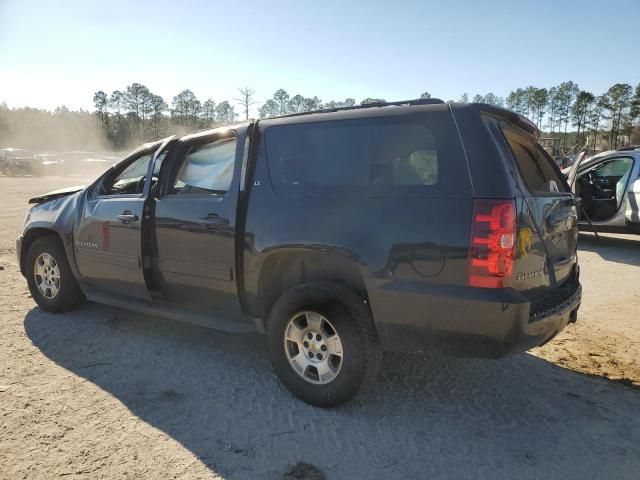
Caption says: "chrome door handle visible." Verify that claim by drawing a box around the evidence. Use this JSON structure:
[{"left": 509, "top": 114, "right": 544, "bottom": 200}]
[
  {"left": 117, "top": 211, "right": 139, "bottom": 223},
  {"left": 197, "top": 214, "right": 229, "bottom": 228}
]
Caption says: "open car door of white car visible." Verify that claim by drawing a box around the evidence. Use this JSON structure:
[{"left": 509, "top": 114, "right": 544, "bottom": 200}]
[
  {"left": 624, "top": 167, "right": 640, "bottom": 227},
  {"left": 566, "top": 151, "right": 587, "bottom": 192}
]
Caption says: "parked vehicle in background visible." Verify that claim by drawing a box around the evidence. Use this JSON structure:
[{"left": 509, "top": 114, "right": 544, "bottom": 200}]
[
  {"left": 17, "top": 100, "right": 582, "bottom": 407},
  {"left": 565, "top": 146, "right": 640, "bottom": 234},
  {"left": 0, "top": 148, "right": 40, "bottom": 176}
]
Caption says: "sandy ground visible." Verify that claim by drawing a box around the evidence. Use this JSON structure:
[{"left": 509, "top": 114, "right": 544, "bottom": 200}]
[{"left": 0, "top": 175, "right": 639, "bottom": 480}]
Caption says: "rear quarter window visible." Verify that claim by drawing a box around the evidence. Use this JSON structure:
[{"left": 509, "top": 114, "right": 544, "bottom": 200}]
[
  {"left": 503, "top": 128, "right": 568, "bottom": 194},
  {"left": 264, "top": 111, "right": 470, "bottom": 197}
]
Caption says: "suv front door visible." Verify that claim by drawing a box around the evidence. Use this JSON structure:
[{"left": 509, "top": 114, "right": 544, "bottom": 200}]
[
  {"left": 572, "top": 155, "right": 635, "bottom": 224},
  {"left": 74, "top": 148, "right": 156, "bottom": 300},
  {"left": 152, "top": 129, "right": 244, "bottom": 317}
]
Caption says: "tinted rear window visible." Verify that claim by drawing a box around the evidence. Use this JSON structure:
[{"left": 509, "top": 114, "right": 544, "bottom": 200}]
[
  {"left": 503, "top": 128, "right": 567, "bottom": 193},
  {"left": 265, "top": 112, "right": 470, "bottom": 196}
]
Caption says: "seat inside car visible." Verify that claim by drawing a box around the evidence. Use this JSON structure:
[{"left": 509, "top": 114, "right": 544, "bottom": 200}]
[{"left": 577, "top": 157, "right": 634, "bottom": 222}]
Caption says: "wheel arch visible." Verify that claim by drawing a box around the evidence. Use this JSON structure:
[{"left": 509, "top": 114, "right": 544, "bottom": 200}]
[
  {"left": 254, "top": 248, "right": 372, "bottom": 325},
  {"left": 20, "top": 227, "right": 65, "bottom": 275}
]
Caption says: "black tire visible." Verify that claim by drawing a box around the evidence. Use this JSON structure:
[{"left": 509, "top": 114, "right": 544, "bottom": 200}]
[
  {"left": 266, "top": 281, "right": 381, "bottom": 408},
  {"left": 25, "top": 236, "right": 85, "bottom": 312}
]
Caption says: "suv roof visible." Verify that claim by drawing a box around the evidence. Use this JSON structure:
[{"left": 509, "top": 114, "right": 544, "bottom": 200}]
[{"left": 262, "top": 100, "right": 540, "bottom": 137}]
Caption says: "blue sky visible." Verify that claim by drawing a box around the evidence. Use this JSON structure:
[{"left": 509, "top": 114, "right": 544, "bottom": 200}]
[{"left": 1, "top": 0, "right": 639, "bottom": 113}]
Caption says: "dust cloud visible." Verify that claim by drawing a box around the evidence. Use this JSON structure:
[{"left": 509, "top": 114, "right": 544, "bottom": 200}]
[
  {"left": 0, "top": 107, "right": 112, "bottom": 153},
  {"left": 0, "top": 107, "right": 128, "bottom": 176}
]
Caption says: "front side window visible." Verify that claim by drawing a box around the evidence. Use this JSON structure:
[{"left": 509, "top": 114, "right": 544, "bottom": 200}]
[
  {"left": 101, "top": 153, "right": 152, "bottom": 195},
  {"left": 170, "top": 137, "right": 237, "bottom": 195},
  {"left": 591, "top": 157, "right": 633, "bottom": 208},
  {"left": 592, "top": 157, "right": 633, "bottom": 178},
  {"left": 264, "top": 111, "right": 468, "bottom": 197}
]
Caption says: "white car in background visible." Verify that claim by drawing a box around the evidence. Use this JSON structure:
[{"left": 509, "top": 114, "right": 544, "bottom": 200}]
[{"left": 565, "top": 146, "right": 640, "bottom": 235}]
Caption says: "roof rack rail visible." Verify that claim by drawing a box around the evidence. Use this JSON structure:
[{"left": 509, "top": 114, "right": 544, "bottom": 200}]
[
  {"left": 272, "top": 98, "right": 445, "bottom": 120},
  {"left": 616, "top": 145, "right": 640, "bottom": 151}
]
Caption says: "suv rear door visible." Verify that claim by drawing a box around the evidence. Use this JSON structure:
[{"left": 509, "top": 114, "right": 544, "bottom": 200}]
[
  {"left": 151, "top": 128, "right": 245, "bottom": 317},
  {"left": 501, "top": 126, "right": 578, "bottom": 294}
]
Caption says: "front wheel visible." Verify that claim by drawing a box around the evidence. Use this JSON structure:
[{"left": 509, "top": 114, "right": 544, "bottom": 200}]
[
  {"left": 25, "top": 236, "right": 85, "bottom": 312},
  {"left": 267, "top": 282, "right": 381, "bottom": 408}
]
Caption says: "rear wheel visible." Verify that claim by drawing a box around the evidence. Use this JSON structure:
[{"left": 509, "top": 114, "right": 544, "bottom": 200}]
[
  {"left": 267, "top": 282, "right": 381, "bottom": 407},
  {"left": 26, "top": 236, "right": 85, "bottom": 312}
]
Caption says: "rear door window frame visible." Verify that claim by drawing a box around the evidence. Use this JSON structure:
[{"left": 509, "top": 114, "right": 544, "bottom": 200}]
[
  {"left": 500, "top": 123, "right": 571, "bottom": 197},
  {"left": 159, "top": 130, "right": 239, "bottom": 200}
]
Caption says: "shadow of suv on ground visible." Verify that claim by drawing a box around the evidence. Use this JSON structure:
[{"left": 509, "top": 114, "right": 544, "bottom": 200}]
[{"left": 23, "top": 304, "right": 640, "bottom": 480}]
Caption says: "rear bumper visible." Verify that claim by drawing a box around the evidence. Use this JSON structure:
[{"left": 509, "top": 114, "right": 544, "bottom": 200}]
[{"left": 369, "top": 272, "right": 581, "bottom": 358}]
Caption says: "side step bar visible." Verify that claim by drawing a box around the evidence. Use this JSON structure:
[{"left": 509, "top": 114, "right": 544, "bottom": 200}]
[{"left": 84, "top": 288, "right": 258, "bottom": 334}]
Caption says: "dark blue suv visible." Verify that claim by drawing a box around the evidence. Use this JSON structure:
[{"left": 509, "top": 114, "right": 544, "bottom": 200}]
[{"left": 18, "top": 99, "right": 581, "bottom": 407}]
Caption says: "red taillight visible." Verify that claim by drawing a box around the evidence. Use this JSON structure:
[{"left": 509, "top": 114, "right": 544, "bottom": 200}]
[{"left": 469, "top": 199, "right": 516, "bottom": 288}]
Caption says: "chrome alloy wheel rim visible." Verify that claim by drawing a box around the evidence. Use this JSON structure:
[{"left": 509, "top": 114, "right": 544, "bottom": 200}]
[
  {"left": 34, "top": 253, "right": 61, "bottom": 299},
  {"left": 283, "top": 311, "right": 344, "bottom": 385}
]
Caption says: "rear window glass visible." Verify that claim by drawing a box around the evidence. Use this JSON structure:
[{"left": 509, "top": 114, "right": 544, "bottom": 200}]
[
  {"left": 503, "top": 128, "right": 567, "bottom": 193},
  {"left": 264, "top": 112, "right": 469, "bottom": 197}
]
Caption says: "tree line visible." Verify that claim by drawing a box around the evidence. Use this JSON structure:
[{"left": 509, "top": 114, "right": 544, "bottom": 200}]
[
  {"left": 502, "top": 82, "right": 640, "bottom": 150},
  {"left": 91, "top": 83, "right": 248, "bottom": 148},
  {"left": 432, "top": 83, "right": 639, "bottom": 150},
  {"left": 89, "top": 83, "right": 370, "bottom": 149},
  {"left": 93, "top": 81, "right": 639, "bottom": 152},
  {"left": 1, "top": 80, "right": 639, "bottom": 153}
]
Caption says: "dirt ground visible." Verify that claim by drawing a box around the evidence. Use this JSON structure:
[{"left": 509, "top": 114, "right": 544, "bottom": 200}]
[{"left": 1, "top": 175, "right": 639, "bottom": 480}]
